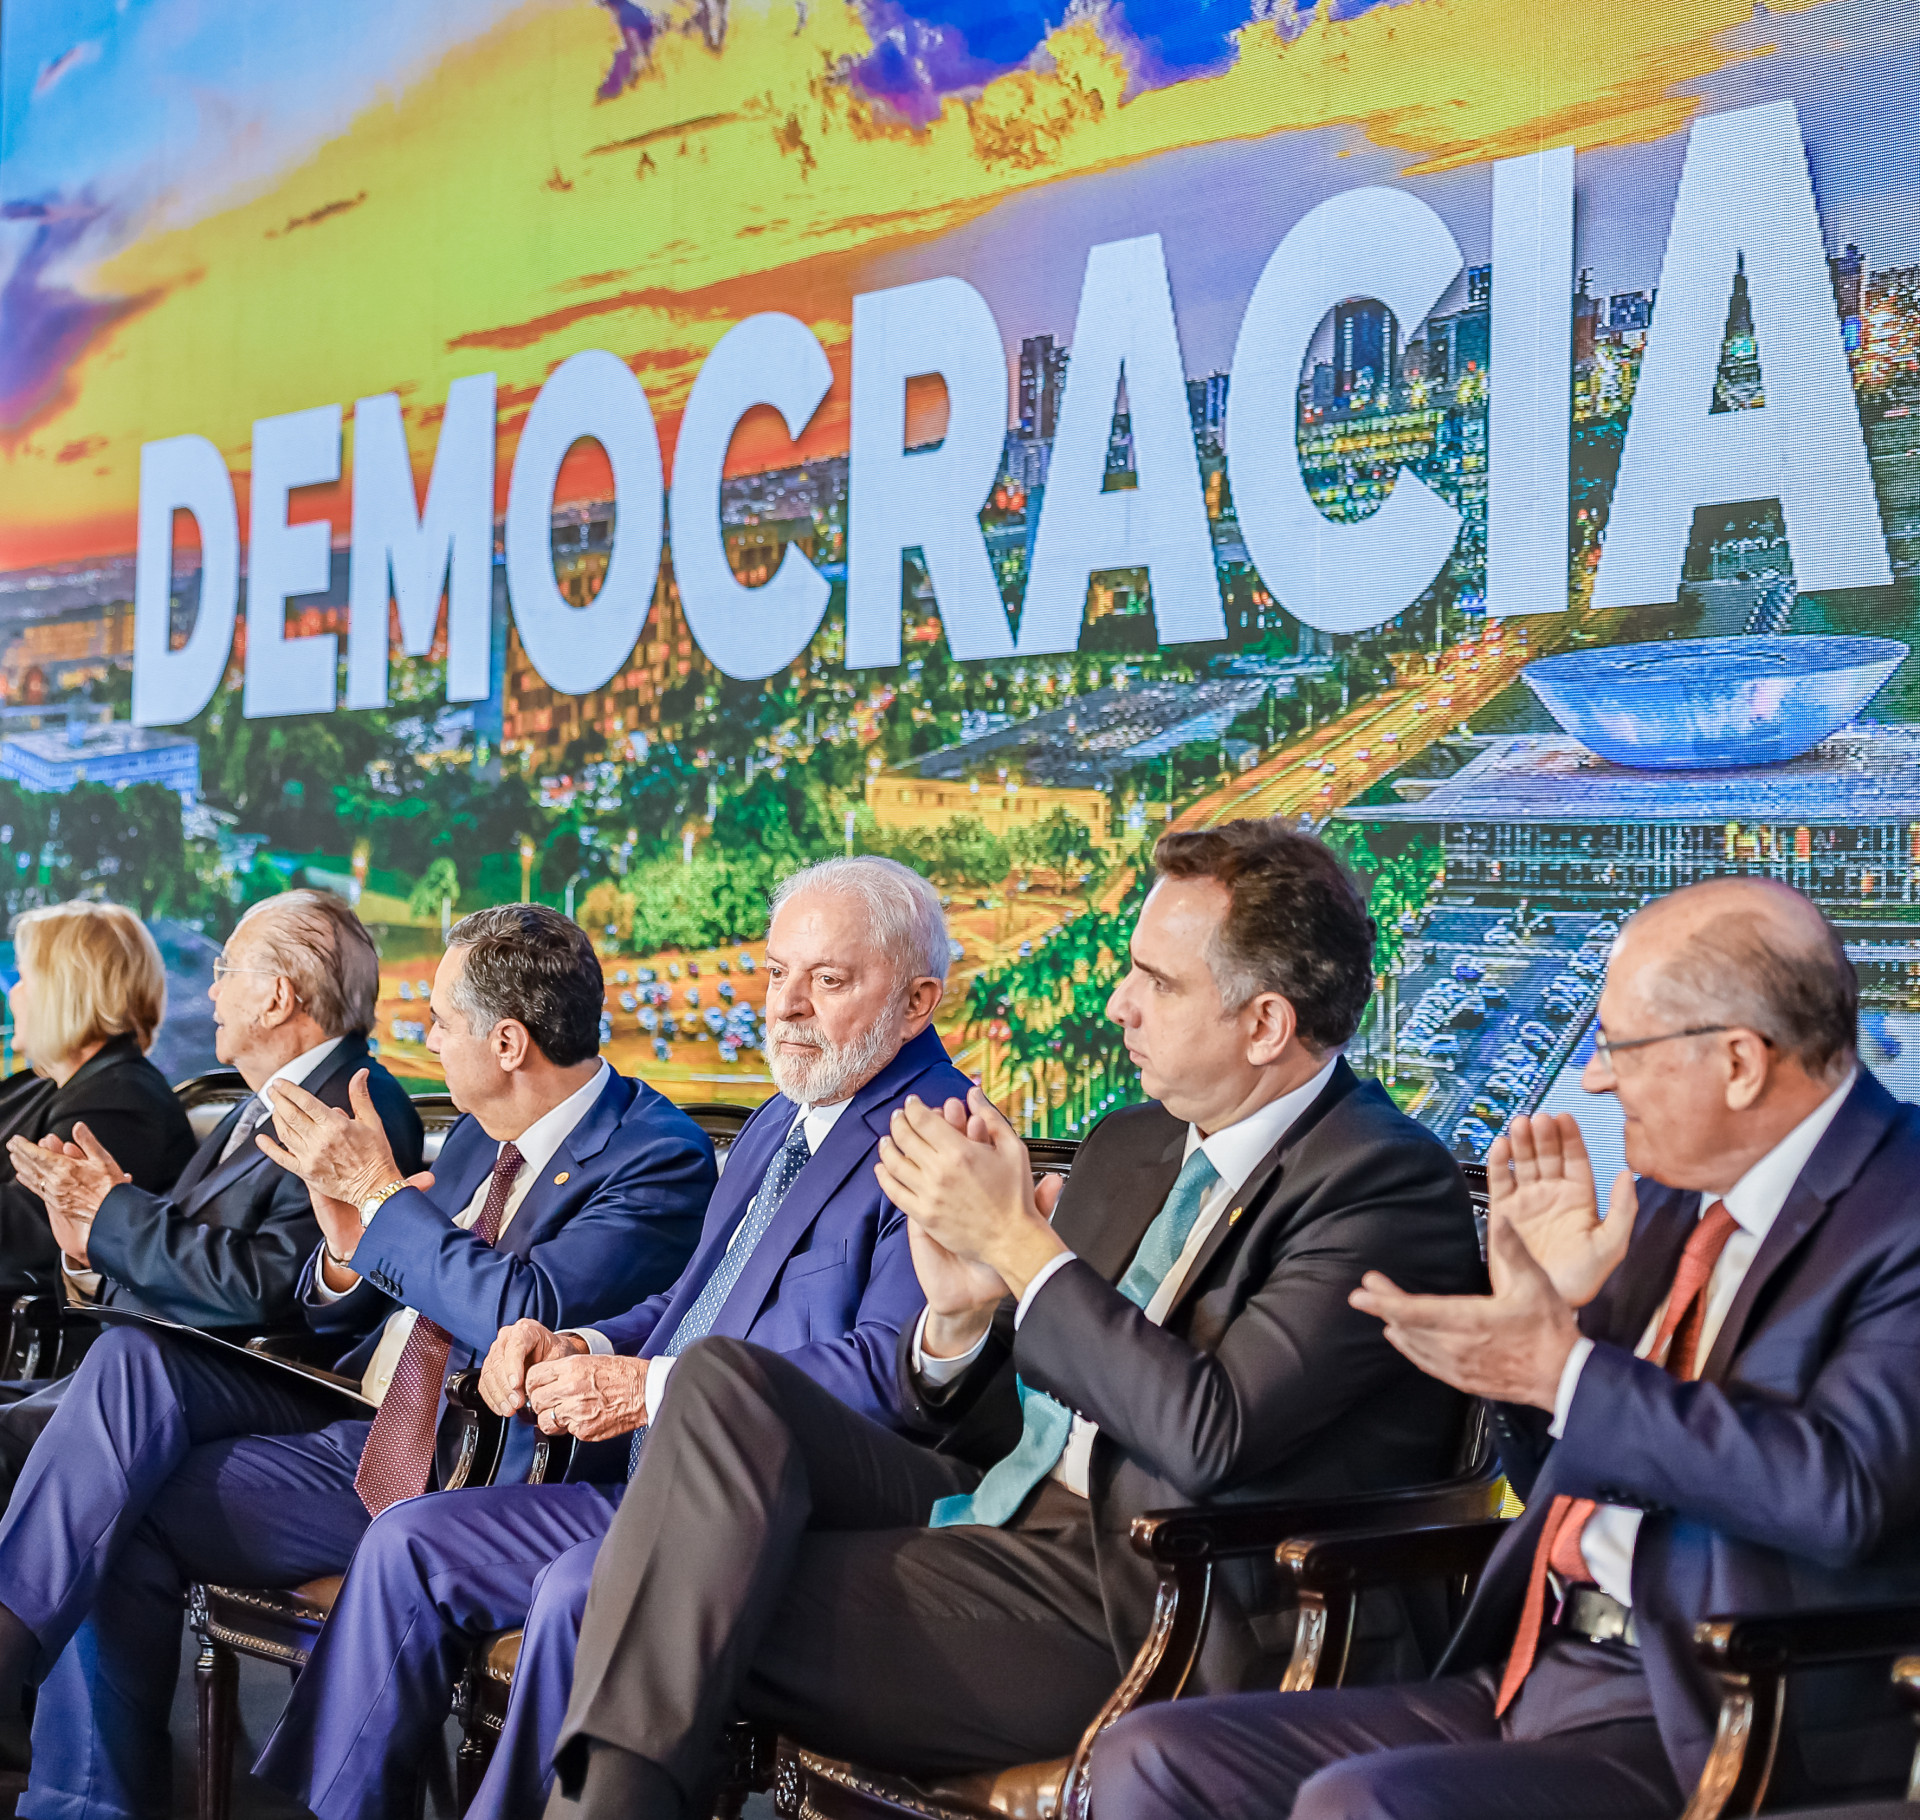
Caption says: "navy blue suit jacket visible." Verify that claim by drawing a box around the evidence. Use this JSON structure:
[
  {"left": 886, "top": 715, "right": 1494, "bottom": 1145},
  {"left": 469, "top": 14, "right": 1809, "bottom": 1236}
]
[
  {"left": 568, "top": 1026, "right": 964, "bottom": 1478},
  {"left": 300, "top": 1068, "right": 714, "bottom": 1483},
  {"left": 1449, "top": 1070, "right": 1920, "bottom": 1791}
]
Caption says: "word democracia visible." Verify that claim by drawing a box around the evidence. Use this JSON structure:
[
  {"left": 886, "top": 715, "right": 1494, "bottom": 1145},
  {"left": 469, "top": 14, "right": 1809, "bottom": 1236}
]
[{"left": 132, "top": 99, "right": 1892, "bottom": 726}]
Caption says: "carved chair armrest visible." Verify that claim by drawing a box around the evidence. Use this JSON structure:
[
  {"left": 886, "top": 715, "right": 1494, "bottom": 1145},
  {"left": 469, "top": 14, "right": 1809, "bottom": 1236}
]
[
  {"left": 1050, "top": 1479, "right": 1507, "bottom": 1820},
  {"left": 441, "top": 1368, "right": 576, "bottom": 1489},
  {"left": 1128, "top": 1470, "right": 1506, "bottom": 1567},
  {"left": 1272, "top": 1518, "right": 1511, "bottom": 1700},
  {"left": 1692, "top": 1605, "right": 1920, "bottom": 1675},
  {"left": 4, "top": 1292, "right": 65, "bottom": 1379},
  {"left": 1680, "top": 1606, "right": 1920, "bottom": 1820},
  {"left": 1279, "top": 1518, "right": 1513, "bottom": 1597}
]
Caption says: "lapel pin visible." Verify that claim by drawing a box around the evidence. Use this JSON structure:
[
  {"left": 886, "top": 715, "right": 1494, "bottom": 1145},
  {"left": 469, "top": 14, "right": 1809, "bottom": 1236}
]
[
  {"left": 1228, "top": 1206, "right": 1245, "bottom": 1226},
  {"left": 553, "top": 1171, "right": 570, "bottom": 1185}
]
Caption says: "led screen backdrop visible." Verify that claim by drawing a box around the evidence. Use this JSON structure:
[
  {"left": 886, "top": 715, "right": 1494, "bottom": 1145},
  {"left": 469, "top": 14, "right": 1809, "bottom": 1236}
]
[{"left": 2, "top": 0, "right": 1918, "bottom": 1171}]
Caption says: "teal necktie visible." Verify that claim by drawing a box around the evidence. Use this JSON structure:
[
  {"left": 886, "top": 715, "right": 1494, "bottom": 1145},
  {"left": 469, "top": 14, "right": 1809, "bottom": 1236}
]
[{"left": 928, "top": 1146, "right": 1221, "bottom": 1529}]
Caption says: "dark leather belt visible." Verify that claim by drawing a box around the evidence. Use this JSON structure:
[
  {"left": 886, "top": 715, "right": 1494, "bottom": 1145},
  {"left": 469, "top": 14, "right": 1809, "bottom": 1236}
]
[{"left": 1562, "top": 1585, "right": 1638, "bottom": 1648}]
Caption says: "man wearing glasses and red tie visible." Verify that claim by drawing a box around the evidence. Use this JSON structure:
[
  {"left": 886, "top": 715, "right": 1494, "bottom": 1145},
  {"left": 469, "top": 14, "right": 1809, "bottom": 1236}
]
[{"left": 1091, "top": 876, "right": 1920, "bottom": 1820}]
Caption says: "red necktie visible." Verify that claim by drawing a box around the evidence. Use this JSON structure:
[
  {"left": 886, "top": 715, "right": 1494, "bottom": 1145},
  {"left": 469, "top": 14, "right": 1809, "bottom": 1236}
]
[
  {"left": 1493, "top": 1200, "right": 1740, "bottom": 1714},
  {"left": 353, "top": 1143, "right": 524, "bottom": 1516}
]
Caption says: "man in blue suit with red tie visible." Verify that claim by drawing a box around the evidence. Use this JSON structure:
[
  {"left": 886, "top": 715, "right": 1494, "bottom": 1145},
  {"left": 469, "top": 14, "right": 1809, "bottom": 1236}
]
[
  {"left": 255, "top": 856, "right": 966, "bottom": 1820},
  {"left": 0, "top": 905, "right": 713, "bottom": 1820},
  {"left": 1091, "top": 878, "right": 1920, "bottom": 1820}
]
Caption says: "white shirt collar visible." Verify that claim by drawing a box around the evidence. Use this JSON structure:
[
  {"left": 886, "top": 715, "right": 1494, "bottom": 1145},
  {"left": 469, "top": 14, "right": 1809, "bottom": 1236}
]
[
  {"left": 1713, "top": 1066, "right": 1858, "bottom": 1241},
  {"left": 251, "top": 1036, "right": 344, "bottom": 1114},
  {"left": 505, "top": 1060, "right": 612, "bottom": 1178},
  {"left": 790, "top": 1096, "right": 853, "bottom": 1155},
  {"left": 1181, "top": 1054, "right": 1342, "bottom": 1199}
]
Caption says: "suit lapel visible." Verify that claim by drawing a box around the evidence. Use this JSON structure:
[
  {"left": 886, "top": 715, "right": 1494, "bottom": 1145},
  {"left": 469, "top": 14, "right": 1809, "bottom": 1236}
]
[
  {"left": 172, "top": 1100, "right": 247, "bottom": 1201},
  {"left": 650, "top": 1100, "right": 793, "bottom": 1334},
  {"left": 177, "top": 1108, "right": 275, "bottom": 1215},
  {"left": 177, "top": 1037, "right": 370, "bottom": 1217},
  {"left": 490, "top": 1069, "right": 630, "bottom": 1256},
  {"left": 1699, "top": 1071, "right": 1898, "bottom": 1383},
  {"left": 1057, "top": 1110, "right": 1185, "bottom": 1285},
  {"left": 1590, "top": 1186, "right": 1698, "bottom": 1351},
  {"left": 1163, "top": 1060, "right": 1364, "bottom": 1308},
  {"left": 707, "top": 1026, "right": 954, "bottom": 1333}
]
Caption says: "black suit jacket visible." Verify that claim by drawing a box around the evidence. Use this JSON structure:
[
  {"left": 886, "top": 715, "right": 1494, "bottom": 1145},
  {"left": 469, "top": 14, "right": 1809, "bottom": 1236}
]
[
  {"left": 897, "top": 1059, "right": 1484, "bottom": 1689},
  {"left": 1448, "top": 1070, "right": 1920, "bottom": 1797},
  {"left": 0, "top": 1035, "right": 197, "bottom": 1297},
  {"left": 83, "top": 1034, "right": 424, "bottom": 1331}
]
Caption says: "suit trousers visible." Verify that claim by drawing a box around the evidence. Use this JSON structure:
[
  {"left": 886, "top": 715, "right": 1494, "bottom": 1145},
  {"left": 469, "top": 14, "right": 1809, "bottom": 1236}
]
[
  {"left": 0, "top": 1325, "right": 375, "bottom": 1820},
  {"left": 0, "top": 1375, "right": 73, "bottom": 1512},
  {"left": 1087, "top": 1643, "right": 1680, "bottom": 1820},
  {"left": 254, "top": 1480, "right": 621, "bottom": 1820},
  {"left": 552, "top": 1337, "right": 1121, "bottom": 1819}
]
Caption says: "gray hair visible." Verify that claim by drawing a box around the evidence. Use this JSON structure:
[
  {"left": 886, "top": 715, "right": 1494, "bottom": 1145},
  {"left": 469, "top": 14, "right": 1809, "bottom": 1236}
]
[
  {"left": 769, "top": 857, "right": 950, "bottom": 988},
  {"left": 236, "top": 889, "right": 379, "bottom": 1039},
  {"left": 1636, "top": 890, "right": 1858, "bottom": 1080}
]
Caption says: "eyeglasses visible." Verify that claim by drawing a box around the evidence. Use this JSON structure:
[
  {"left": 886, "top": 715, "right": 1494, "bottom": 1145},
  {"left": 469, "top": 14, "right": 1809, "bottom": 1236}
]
[
  {"left": 212, "top": 958, "right": 283, "bottom": 984},
  {"left": 1591, "top": 1024, "right": 1772, "bottom": 1063}
]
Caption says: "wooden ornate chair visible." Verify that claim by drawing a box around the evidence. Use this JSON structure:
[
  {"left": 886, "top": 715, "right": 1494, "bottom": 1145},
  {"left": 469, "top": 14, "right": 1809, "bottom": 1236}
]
[
  {"left": 765, "top": 1162, "right": 1498, "bottom": 1820},
  {"left": 449, "top": 1137, "right": 1088, "bottom": 1812},
  {"left": 187, "top": 1367, "right": 572, "bottom": 1820},
  {"left": 184, "top": 1098, "right": 748, "bottom": 1819}
]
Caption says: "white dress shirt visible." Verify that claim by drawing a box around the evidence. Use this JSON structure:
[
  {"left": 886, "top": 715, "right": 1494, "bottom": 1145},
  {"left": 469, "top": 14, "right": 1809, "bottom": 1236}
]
[
  {"left": 912, "top": 1056, "right": 1342, "bottom": 1498},
  {"left": 1550, "top": 1067, "right": 1857, "bottom": 1604},
  {"left": 574, "top": 1095, "right": 853, "bottom": 1425},
  {"left": 62, "top": 1035, "right": 345, "bottom": 1300},
  {"left": 349, "top": 1061, "right": 612, "bottom": 1404}
]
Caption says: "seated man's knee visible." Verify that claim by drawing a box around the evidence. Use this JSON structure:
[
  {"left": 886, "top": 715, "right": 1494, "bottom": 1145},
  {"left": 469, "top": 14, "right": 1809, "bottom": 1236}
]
[
  {"left": 657, "top": 1336, "right": 767, "bottom": 1419},
  {"left": 1088, "top": 1705, "right": 1200, "bottom": 1817},
  {"left": 1293, "top": 1753, "right": 1438, "bottom": 1820},
  {"left": 345, "top": 1495, "right": 449, "bottom": 1591},
  {"left": 524, "top": 1539, "right": 600, "bottom": 1649}
]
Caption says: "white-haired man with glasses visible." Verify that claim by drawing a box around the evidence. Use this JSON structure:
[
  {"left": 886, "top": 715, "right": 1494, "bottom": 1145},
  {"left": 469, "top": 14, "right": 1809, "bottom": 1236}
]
[{"left": 7, "top": 888, "right": 424, "bottom": 1332}]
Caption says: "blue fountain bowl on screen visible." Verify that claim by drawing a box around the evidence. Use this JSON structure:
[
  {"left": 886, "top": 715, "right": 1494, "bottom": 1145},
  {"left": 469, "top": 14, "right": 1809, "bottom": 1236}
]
[{"left": 1520, "top": 635, "right": 1908, "bottom": 769}]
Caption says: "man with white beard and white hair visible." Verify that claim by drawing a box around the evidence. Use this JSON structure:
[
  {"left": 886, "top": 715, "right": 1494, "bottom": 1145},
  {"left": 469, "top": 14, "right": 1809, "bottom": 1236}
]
[{"left": 256, "top": 857, "right": 973, "bottom": 1820}]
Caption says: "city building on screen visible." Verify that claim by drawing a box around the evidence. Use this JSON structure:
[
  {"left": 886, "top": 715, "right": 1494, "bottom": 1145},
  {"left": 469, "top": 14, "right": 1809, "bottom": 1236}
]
[{"left": 0, "top": 717, "right": 200, "bottom": 805}]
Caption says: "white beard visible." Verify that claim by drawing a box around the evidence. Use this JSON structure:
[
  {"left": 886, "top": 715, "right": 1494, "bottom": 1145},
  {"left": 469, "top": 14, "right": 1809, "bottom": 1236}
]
[{"left": 767, "top": 997, "right": 904, "bottom": 1106}]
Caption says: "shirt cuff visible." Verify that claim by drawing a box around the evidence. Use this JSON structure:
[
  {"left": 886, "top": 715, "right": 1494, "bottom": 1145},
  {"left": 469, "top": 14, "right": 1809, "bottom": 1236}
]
[
  {"left": 565, "top": 1328, "right": 614, "bottom": 1356},
  {"left": 1013, "top": 1251, "right": 1078, "bottom": 1328},
  {"left": 307, "top": 1244, "right": 350, "bottom": 1303},
  {"left": 910, "top": 1305, "right": 991, "bottom": 1386},
  {"left": 1548, "top": 1336, "right": 1595, "bottom": 1439},
  {"left": 61, "top": 1256, "right": 102, "bottom": 1300},
  {"left": 644, "top": 1354, "right": 671, "bottom": 1424}
]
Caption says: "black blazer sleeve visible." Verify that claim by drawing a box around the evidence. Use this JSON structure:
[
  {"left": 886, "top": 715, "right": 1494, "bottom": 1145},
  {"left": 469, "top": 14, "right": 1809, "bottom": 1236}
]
[
  {"left": 1011, "top": 1109, "right": 1478, "bottom": 1502},
  {"left": 0, "top": 1045, "right": 195, "bottom": 1295}
]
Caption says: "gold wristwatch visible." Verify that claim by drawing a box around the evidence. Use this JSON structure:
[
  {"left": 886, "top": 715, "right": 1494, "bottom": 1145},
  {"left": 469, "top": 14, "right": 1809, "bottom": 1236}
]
[{"left": 357, "top": 1178, "right": 408, "bottom": 1224}]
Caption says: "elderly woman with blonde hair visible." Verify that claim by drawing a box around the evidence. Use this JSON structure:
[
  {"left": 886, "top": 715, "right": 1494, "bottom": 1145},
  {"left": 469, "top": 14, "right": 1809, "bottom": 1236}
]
[{"left": 0, "top": 901, "right": 195, "bottom": 1298}]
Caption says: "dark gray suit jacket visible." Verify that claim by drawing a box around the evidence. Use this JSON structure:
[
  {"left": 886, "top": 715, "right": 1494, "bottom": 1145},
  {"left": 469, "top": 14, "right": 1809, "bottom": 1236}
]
[
  {"left": 896, "top": 1058, "right": 1484, "bottom": 1690},
  {"left": 85, "top": 1034, "right": 424, "bottom": 1331}
]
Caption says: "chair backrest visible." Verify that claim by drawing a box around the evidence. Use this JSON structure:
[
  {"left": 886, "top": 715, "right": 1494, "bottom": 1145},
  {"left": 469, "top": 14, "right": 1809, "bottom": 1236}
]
[
  {"left": 173, "top": 1069, "right": 251, "bottom": 1144},
  {"left": 410, "top": 1093, "right": 461, "bottom": 1164}
]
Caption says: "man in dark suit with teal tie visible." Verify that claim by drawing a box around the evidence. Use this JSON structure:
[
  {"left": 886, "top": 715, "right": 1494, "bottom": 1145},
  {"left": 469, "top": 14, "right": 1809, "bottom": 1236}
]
[{"left": 546, "top": 821, "right": 1485, "bottom": 1820}]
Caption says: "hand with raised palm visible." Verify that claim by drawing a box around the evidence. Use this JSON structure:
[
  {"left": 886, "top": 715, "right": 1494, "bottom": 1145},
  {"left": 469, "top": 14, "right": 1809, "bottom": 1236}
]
[{"left": 1485, "top": 1112, "right": 1637, "bottom": 1308}]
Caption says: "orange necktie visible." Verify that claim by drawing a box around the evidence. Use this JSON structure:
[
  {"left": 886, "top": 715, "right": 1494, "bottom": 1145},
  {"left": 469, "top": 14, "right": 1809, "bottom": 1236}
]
[{"left": 1493, "top": 1200, "right": 1740, "bottom": 1715}]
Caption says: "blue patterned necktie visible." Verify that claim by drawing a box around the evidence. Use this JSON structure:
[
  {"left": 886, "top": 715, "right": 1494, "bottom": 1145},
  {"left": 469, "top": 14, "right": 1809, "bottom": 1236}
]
[
  {"left": 628, "top": 1116, "right": 814, "bottom": 1475},
  {"left": 929, "top": 1145, "right": 1221, "bottom": 1529}
]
